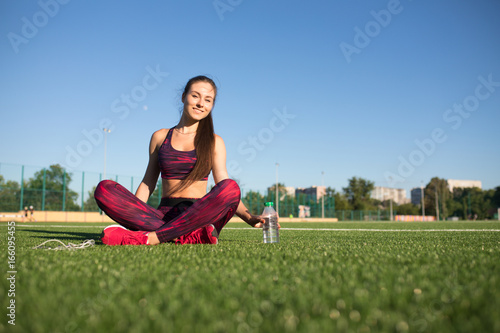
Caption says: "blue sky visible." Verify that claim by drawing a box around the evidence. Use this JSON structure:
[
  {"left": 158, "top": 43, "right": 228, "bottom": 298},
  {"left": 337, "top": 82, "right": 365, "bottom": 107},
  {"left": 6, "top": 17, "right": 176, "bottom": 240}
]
[{"left": 1, "top": 0, "right": 499, "bottom": 197}]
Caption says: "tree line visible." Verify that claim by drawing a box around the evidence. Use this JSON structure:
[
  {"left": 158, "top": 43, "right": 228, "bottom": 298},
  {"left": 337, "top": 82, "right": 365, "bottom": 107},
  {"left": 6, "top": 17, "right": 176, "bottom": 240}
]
[
  {"left": 247, "top": 176, "right": 500, "bottom": 220},
  {"left": 0, "top": 164, "right": 98, "bottom": 212},
  {"left": 421, "top": 177, "right": 500, "bottom": 220}
]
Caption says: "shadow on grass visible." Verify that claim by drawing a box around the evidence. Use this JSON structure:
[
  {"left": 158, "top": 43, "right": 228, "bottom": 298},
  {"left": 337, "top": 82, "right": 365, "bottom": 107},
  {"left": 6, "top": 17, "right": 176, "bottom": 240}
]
[
  {"left": 22, "top": 228, "right": 260, "bottom": 247},
  {"left": 22, "top": 228, "right": 102, "bottom": 242},
  {"left": 219, "top": 239, "right": 259, "bottom": 244}
]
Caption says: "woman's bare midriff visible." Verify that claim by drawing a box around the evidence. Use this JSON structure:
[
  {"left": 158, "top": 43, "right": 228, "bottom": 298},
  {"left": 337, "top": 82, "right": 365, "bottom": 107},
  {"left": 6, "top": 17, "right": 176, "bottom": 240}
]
[{"left": 161, "top": 179, "right": 208, "bottom": 199}]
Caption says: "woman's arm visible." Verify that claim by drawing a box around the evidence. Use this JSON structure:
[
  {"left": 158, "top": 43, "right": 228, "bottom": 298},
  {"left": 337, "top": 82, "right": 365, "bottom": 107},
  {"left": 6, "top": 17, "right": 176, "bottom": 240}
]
[
  {"left": 135, "top": 130, "right": 164, "bottom": 203},
  {"left": 212, "top": 135, "right": 265, "bottom": 227}
]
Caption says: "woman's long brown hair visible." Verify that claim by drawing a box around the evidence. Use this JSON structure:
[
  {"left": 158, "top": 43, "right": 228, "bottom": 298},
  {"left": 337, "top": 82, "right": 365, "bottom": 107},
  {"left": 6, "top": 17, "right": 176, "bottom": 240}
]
[{"left": 165, "top": 76, "right": 216, "bottom": 196}]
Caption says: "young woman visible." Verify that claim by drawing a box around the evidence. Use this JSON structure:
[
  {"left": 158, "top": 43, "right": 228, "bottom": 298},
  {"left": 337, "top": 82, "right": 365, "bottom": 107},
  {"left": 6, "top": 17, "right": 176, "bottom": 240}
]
[{"left": 94, "top": 75, "right": 271, "bottom": 245}]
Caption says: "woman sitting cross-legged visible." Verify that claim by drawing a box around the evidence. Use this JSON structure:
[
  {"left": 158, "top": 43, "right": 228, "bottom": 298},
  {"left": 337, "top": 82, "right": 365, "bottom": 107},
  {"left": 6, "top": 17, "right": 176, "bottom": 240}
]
[{"left": 94, "top": 75, "right": 274, "bottom": 245}]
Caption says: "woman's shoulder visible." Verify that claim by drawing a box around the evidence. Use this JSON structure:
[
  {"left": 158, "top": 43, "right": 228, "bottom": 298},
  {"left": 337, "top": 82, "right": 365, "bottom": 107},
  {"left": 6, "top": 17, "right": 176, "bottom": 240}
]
[
  {"left": 213, "top": 133, "right": 226, "bottom": 152},
  {"left": 152, "top": 128, "right": 170, "bottom": 139},
  {"left": 154, "top": 128, "right": 170, "bottom": 135},
  {"left": 150, "top": 128, "right": 171, "bottom": 147},
  {"left": 214, "top": 133, "right": 225, "bottom": 144}
]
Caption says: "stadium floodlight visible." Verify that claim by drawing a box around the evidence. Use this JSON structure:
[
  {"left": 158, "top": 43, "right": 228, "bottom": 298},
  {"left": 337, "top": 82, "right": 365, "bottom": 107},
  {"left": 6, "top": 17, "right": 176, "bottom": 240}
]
[{"left": 103, "top": 128, "right": 111, "bottom": 180}]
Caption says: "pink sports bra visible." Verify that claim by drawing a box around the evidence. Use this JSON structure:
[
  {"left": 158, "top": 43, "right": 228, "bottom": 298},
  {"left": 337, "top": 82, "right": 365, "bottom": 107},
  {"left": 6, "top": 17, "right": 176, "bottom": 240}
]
[{"left": 158, "top": 128, "right": 209, "bottom": 181}]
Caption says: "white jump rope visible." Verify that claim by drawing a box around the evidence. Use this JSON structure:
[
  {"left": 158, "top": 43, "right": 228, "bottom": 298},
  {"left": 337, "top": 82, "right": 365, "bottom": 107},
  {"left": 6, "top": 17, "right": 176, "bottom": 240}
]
[{"left": 32, "top": 239, "right": 95, "bottom": 250}]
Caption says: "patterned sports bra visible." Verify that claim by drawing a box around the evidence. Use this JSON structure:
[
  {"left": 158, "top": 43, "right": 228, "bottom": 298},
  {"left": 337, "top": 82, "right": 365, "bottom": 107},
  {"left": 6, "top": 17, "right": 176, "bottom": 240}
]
[{"left": 158, "top": 128, "right": 209, "bottom": 181}]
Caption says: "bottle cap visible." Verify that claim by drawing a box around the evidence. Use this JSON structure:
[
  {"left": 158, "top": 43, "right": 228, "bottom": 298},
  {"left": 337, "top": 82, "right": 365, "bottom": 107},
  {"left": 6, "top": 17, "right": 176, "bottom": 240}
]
[{"left": 265, "top": 202, "right": 274, "bottom": 207}]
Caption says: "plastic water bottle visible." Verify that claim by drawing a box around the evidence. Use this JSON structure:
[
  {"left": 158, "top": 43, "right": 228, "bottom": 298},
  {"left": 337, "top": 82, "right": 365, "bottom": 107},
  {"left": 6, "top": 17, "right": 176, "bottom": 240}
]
[{"left": 262, "top": 202, "right": 279, "bottom": 243}]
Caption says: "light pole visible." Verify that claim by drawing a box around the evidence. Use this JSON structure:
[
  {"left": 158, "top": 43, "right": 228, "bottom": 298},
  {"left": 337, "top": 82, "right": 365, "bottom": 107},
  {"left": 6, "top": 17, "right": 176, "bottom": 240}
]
[
  {"left": 435, "top": 185, "right": 439, "bottom": 221},
  {"left": 275, "top": 163, "right": 279, "bottom": 216},
  {"left": 103, "top": 128, "right": 111, "bottom": 180},
  {"left": 321, "top": 171, "right": 325, "bottom": 219},
  {"left": 390, "top": 197, "right": 393, "bottom": 221}
]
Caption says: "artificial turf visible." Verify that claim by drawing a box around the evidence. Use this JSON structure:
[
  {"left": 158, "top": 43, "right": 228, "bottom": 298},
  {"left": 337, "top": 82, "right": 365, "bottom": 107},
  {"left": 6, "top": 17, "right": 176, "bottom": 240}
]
[{"left": 1, "top": 221, "right": 499, "bottom": 332}]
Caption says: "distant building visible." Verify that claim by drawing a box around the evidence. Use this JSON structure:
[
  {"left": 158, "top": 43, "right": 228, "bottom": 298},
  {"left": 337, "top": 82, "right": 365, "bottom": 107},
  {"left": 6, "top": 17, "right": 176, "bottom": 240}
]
[
  {"left": 410, "top": 187, "right": 424, "bottom": 206},
  {"left": 447, "top": 179, "right": 482, "bottom": 192},
  {"left": 371, "top": 187, "right": 409, "bottom": 205},
  {"left": 266, "top": 186, "right": 296, "bottom": 200},
  {"left": 284, "top": 187, "right": 296, "bottom": 198},
  {"left": 295, "top": 186, "right": 326, "bottom": 203}
]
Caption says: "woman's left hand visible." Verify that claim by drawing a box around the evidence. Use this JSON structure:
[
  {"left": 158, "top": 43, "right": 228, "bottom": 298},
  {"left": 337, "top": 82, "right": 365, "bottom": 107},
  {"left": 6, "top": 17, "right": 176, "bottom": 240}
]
[{"left": 249, "top": 214, "right": 281, "bottom": 229}]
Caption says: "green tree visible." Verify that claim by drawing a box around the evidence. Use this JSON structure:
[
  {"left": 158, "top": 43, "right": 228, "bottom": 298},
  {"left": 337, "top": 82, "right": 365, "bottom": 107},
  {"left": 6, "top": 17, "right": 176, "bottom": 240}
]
[
  {"left": 24, "top": 164, "right": 80, "bottom": 211},
  {"left": 0, "top": 175, "right": 21, "bottom": 212},
  {"left": 446, "top": 194, "right": 463, "bottom": 219},
  {"left": 325, "top": 186, "right": 335, "bottom": 198},
  {"left": 242, "top": 190, "right": 265, "bottom": 215},
  {"left": 320, "top": 187, "right": 337, "bottom": 217},
  {"left": 394, "top": 202, "right": 420, "bottom": 215},
  {"left": 492, "top": 186, "right": 500, "bottom": 212},
  {"left": 446, "top": 186, "right": 498, "bottom": 220},
  {"left": 342, "top": 177, "right": 375, "bottom": 210},
  {"left": 83, "top": 186, "right": 100, "bottom": 212},
  {"left": 334, "top": 193, "right": 351, "bottom": 210},
  {"left": 326, "top": 187, "right": 349, "bottom": 210},
  {"left": 424, "top": 177, "right": 450, "bottom": 220},
  {"left": 465, "top": 188, "right": 489, "bottom": 220},
  {"left": 482, "top": 188, "right": 496, "bottom": 219}
]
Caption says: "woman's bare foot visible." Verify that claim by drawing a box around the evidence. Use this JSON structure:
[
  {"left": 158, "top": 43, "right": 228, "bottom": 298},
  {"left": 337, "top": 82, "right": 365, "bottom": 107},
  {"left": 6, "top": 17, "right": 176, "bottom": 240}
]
[{"left": 147, "top": 231, "right": 160, "bottom": 245}]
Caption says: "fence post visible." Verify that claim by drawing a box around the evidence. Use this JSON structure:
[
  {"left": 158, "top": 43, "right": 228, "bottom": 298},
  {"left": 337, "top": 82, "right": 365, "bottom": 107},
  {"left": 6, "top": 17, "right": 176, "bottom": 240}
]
[
  {"left": 248, "top": 192, "right": 252, "bottom": 214},
  {"left": 62, "top": 170, "right": 66, "bottom": 211},
  {"left": 81, "top": 172, "right": 85, "bottom": 212},
  {"left": 42, "top": 168, "right": 46, "bottom": 211},
  {"left": 332, "top": 197, "right": 336, "bottom": 218},
  {"left": 19, "top": 165, "right": 25, "bottom": 212}
]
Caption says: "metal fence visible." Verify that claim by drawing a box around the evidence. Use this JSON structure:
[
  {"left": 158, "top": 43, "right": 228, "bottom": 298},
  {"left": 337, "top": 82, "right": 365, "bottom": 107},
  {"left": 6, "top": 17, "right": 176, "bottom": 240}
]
[
  {"left": 243, "top": 193, "right": 394, "bottom": 220},
  {"left": 0, "top": 163, "right": 146, "bottom": 212},
  {"left": 0, "top": 163, "right": 394, "bottom": 220}
]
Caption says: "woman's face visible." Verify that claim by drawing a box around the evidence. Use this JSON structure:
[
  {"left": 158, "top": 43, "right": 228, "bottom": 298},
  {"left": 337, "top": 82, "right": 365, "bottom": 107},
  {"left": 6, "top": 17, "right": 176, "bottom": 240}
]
[{"left": 182, "top": 81, "right": 215, "bottom": 122}]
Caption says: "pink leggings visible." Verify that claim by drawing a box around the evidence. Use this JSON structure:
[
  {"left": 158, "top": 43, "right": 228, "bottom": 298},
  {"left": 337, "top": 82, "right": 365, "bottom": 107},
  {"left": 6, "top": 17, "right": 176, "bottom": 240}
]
[{"left": 94, "top": 179, "right": 240, "bottom": 243}]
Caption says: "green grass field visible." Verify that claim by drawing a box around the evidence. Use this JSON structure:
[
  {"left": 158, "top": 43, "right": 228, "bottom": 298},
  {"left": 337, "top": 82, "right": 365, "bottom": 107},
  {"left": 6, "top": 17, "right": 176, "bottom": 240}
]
[{"left": 1, "top": 221, "right": 499, "bottom": 333}]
